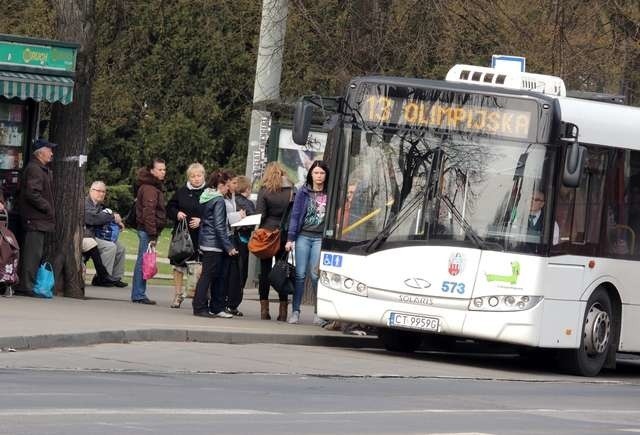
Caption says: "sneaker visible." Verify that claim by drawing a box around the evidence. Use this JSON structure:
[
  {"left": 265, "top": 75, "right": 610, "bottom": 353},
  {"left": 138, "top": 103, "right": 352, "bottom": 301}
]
[
  {"left": 288, "top": 310, "right": 300, "bottom": 324},
  {"left": 213, "top": 311, "right": 233, "bottom": 318},
  {"left": 313, "top": 314, "right": 328, "bottom": 327},
  {"left": 193, "top": 311, "right": 215, "bottom": 318},
  {"left": 225, "top": 308, "right": 243, "bottom": 316}
]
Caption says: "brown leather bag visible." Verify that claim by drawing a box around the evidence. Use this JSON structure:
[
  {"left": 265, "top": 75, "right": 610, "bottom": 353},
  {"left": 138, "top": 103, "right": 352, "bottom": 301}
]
[
  {"left": 249, "top": 189, "right": 293, "bottom": 260},
  {"left": 248, "top": 228, "right": 281, "bottom": 259}
]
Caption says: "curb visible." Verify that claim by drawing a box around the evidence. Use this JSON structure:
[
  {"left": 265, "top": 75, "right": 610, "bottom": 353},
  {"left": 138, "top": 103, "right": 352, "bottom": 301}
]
[{"left": 0, "top": 329, "right": 381, "bottom": 352}]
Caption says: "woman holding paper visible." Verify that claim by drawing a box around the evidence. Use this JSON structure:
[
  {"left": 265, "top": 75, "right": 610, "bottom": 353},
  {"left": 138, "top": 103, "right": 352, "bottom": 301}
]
[
  {"left": 222, "top": 172, "right": 246, "bottom": 316},
  {"left": 255, "top": 162, "right": 295, "bottom": 321}
]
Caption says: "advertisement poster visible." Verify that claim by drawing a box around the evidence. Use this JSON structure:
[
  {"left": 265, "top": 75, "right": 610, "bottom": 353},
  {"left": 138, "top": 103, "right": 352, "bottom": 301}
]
[{"left": 277, "top": 128, "right": 327, "bottom": 189}]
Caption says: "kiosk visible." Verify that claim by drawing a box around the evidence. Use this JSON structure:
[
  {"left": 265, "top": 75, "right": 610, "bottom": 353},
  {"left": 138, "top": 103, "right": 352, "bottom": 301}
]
[{"left": 0, "top": 34, "right": 78, "bottom": 230}]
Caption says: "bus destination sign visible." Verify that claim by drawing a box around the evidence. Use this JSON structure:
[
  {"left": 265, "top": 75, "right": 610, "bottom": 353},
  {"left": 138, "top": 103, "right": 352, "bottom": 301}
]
[{"left": 360, "top": 94, "right": 535, "bottom": 140}]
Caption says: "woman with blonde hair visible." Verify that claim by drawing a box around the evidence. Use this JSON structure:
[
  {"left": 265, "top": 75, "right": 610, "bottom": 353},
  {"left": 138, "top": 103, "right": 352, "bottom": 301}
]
[
  {"left": 166, "top": 163, "right": 206, "bottom": 308},
  {"left": 255, "top": 162, "right": 294, "bottom": 321}
]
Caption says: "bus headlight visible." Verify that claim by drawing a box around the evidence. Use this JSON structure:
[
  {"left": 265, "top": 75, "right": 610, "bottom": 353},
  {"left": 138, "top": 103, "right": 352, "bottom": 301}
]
[
  {"left": 320, "top": 271, "right": 368, "bottom": 297},
  {"left": 468, "top": 295, "right": 542, "bottom": 312}
]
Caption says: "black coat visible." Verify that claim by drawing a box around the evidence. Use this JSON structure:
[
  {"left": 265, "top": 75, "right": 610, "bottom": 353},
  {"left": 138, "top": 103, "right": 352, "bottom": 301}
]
[
  {"left": 235, "top": 194, "right": 256, "bottom": 239},
  {"left": 166, "top": 184, "right": 205, "bottom": 264},
  {"left": 199, "top": 194, "right": 234, "bottom": 253},
  {"left": 256, "top": 186, "right": 293, "bottom": 231}
]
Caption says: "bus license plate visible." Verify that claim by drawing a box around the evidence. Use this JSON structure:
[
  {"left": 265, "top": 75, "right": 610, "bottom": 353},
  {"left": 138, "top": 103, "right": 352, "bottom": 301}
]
[{"left": 389, "top": 312, "right": 439, "bottom": 332}]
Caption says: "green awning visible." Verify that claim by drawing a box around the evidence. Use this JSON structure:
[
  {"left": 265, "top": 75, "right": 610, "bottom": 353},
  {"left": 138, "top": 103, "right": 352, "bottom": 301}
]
[{"left": 0, "top": 71, "right": 74, "bottom": 105}]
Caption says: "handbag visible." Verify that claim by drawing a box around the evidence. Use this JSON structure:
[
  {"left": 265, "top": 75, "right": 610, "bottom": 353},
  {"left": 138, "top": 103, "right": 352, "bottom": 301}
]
[
  {"left": 182, "top": 260, "right": 202, "bottom": 298},
  {"left": 249, "top": 190, "right": 293, "bottom": 259},
  {"left": 248, "top": 227, "right": 281, "bottom": 259},
  {"left": 142, "top": 243, "right": 158, "bottom": 280},
  {"left": 94, "top": 221, "right": 121, "bottom": 242},
  {"left": 33, "top": 262, "right": 54, "bottom": 298},
  {"left": 168, "top": 219, "right": 194, "bottom": 264},
  {"left": 268, "top": 251, "right": 296, "bottom": 295}
]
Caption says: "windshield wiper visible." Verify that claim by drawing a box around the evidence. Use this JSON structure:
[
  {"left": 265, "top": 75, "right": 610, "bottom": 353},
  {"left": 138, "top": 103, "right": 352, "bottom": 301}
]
[
  {"left": 437, "top": 193, "right": 504, "bottom": 251},
  {"left": 362, "top": 185, "right": 427, "bottom": 253}
]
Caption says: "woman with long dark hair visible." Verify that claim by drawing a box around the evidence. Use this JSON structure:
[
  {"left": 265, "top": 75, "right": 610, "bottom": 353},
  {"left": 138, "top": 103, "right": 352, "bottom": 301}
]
[{"left": 285, "top": 160, "right": 329, "bottom": 324}]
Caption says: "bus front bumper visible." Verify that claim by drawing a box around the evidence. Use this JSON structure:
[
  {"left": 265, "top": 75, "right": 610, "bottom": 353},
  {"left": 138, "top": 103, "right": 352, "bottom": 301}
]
[{"left": 317, "top": 286, "right": 583, "bottom": 349}]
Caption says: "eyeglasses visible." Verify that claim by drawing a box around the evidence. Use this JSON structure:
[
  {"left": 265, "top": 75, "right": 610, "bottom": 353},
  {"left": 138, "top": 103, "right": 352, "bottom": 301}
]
[{"left": 91, "top": 188, "right": 106, "bottom": 193}]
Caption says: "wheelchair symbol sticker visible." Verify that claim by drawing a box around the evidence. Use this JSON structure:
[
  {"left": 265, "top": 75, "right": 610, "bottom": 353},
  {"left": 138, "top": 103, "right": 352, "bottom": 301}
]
[{"left": 323, "top": 253, "right": 343, "bottom": 268}]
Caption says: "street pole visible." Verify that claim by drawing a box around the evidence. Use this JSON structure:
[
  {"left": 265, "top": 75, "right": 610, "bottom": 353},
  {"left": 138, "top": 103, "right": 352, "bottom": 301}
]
[
  {"left": 245, "top": 0, "right": 288, "bottom": 288},
  {"left": 244, "top": 0, "right": 288, "bottom": 187}
]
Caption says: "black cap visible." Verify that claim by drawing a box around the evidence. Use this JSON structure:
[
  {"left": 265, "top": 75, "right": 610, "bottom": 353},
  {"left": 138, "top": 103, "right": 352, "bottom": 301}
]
[{"left": 33, "top": 138, "right": 58, "bottom": 151}]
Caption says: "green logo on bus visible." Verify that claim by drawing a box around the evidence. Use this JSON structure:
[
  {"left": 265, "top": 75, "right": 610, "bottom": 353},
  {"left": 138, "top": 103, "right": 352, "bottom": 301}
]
[{"left": 486, "top": 261, "right": 520, "bottom": 285}]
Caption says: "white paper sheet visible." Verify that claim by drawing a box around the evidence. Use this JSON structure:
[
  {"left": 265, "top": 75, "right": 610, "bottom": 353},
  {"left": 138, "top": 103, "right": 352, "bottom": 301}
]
[{"left": 230, "top": 213, "right": 261, "bottom": 227}]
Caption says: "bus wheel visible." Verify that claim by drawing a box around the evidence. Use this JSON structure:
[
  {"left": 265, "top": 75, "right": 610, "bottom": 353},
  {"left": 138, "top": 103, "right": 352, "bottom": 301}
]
[
  {"left": 378, "top": 328, "right": 423, "bottom": 353},
  {"left": 561, "top": 288, "right": 613, "bottom": 376}
]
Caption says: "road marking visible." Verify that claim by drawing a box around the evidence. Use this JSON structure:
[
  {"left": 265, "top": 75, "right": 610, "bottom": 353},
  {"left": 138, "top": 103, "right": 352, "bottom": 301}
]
[
  {"left": 301, "top": 409, "right": 640, "bottom": 415},
  {"left": 0, "top": 408, "right": 638, "bottom": 418},
  {"left": 0, "top": 408, "right": 280, "bottom": 416},
  {"left": 618, "top": 430, "right": 640, "bottom": 433}
]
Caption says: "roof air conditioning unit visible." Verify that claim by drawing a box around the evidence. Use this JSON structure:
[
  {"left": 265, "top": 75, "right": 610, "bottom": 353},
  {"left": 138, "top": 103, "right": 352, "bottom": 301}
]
[{"left": 445, "top": 64, "right": 566, "bottom": 97}]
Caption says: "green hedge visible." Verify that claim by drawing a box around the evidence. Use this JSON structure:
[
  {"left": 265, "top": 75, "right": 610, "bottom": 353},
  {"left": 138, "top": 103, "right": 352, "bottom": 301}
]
[{"left": 103, "top": 184, "right": 134, "bottom": 217}]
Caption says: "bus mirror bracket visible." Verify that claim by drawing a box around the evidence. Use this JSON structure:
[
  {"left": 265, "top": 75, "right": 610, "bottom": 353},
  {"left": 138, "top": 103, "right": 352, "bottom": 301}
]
[
  {"left": 561, "top": 123, "right": 585, "bottom": 188},
  {"left": 292, "top": 101, "right": 313, "bottom": 145}
]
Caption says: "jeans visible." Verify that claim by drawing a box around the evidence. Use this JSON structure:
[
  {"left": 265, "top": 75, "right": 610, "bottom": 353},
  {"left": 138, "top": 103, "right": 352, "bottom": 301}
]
[
  {"left": 192, "top": 250, "right": 226, "bottom": 314},
  {"left": 131, "top": 230, "right": 150, "bottom": 301},
  {"left": 292, "top": 234, "right": 322, "bottom": 313}
]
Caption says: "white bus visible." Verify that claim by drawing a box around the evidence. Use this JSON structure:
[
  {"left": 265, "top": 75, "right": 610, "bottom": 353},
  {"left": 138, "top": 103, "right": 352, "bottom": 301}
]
[{"left": 292, "top": 64, "right": 640, "bottom": 376}]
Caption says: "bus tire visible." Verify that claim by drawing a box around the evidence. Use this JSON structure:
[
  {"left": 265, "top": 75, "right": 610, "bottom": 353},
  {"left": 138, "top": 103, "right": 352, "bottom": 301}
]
[
  {"left": 378, "top": 328, "right": 423, "bottom": 353},
  {"left": 559, "top": 288, "right": 613, "bottom": 376}
]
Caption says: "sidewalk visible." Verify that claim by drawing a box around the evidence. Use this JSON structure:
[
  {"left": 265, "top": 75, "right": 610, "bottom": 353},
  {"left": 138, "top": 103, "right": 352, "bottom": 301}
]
[{"left": 0, "top": 285, "right": 378, "bottom": 351}]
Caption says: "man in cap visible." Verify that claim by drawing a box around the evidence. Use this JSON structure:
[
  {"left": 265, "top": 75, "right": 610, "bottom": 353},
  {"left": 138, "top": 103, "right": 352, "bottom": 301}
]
[{"left": 16, "top": 138, "right": 56, "bottom": 295}]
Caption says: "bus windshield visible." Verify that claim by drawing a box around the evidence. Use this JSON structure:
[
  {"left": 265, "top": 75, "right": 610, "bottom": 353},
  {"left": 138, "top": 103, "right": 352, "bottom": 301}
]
[{"left": 334, "top": 127, "right": 557, "bottom": 254}]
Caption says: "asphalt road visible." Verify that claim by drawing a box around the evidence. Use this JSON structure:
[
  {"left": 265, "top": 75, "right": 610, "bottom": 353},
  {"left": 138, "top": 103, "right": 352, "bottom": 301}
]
[{"left": 0, "top": 343, "right": 639, "bottom": 435}]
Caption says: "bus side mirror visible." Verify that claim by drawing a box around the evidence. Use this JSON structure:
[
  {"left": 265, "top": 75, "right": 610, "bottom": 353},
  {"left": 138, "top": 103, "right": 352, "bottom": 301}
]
[
  {"left": 292, "top": 102, "right": 313, "bottom": 145},
  {"left": 561, "top": 123, "right": 585, "bottom": 188}
]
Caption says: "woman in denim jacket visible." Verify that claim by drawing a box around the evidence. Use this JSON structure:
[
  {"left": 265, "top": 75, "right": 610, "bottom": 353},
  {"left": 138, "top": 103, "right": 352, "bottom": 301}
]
[{"left": 285, "top": 160, "right": 329, "bottom": 324}]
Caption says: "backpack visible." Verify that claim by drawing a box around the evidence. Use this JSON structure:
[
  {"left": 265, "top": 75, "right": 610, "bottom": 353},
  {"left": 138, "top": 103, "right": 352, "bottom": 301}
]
[
  {"left": 124, "top": 199, "right": 137, "bottom": 227},
  {"left": 0, "top": 213, "right": 19, "bottom": 285}
]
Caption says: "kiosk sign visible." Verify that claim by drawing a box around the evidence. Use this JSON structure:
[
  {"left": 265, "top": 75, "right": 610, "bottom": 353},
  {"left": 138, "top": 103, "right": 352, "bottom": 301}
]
[{"left": 0, "top": 40, "right": 77, "bottom": 73}]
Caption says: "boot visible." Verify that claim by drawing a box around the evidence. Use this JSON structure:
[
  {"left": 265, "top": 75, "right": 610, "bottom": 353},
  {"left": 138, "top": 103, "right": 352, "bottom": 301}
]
[
  {"left": 277, "top": 301, "right": 288, "bottom": 322},
  {"left": 260, "top": 300, "right": 271, "bottom": 320}
]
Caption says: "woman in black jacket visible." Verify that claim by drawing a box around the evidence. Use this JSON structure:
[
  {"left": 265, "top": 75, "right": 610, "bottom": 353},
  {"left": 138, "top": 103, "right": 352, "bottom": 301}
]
[
  {"left": 255, "top": 162, "right": 294, "bottom": 321},
  {"left": 192, "top": 170, "right": 238, "bottom": 318},
  {"left": 165, "top": 163, "right": 205, "bottom": 308}
]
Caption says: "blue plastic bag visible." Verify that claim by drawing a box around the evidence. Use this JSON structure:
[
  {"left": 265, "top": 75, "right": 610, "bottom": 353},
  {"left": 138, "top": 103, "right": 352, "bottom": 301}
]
[{"left": 33, "top": 262, "right": 55, "bottom": 298}]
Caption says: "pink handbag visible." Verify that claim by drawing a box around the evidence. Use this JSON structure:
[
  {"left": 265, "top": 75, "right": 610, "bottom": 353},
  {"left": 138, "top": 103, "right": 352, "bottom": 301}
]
[{"left": 142, "top": 243, "right": 158, "bottom": 280}]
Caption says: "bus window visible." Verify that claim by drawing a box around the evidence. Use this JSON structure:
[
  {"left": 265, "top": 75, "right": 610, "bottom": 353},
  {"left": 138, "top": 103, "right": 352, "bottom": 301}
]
[{"left": 552, "top": 146, "right": 607, "bottom": 256}]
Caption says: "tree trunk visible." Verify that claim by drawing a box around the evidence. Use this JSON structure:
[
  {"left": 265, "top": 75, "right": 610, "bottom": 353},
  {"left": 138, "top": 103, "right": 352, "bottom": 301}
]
[{"left": 47, "top": 0, "right": 96, "bottom": 298}]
